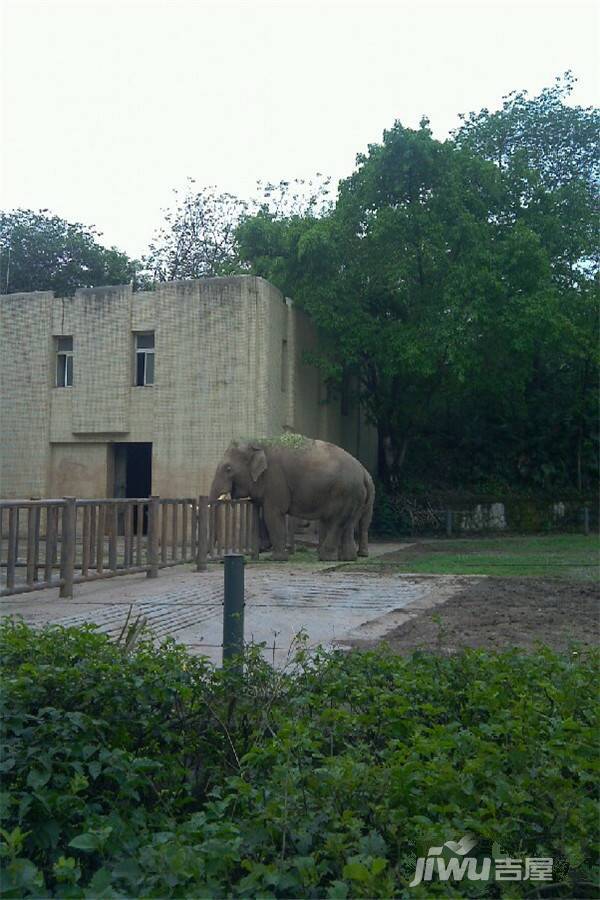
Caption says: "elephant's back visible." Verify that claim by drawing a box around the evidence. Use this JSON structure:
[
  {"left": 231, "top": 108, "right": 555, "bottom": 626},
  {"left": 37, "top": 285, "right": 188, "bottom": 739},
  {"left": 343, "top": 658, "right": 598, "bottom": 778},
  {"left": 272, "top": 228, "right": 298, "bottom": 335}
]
[
  {"left": 284, "top": 439, "right": 366, "bottom": 500},
  {"left": 312, "top": 440, "right": 366, "bottom": 478}
]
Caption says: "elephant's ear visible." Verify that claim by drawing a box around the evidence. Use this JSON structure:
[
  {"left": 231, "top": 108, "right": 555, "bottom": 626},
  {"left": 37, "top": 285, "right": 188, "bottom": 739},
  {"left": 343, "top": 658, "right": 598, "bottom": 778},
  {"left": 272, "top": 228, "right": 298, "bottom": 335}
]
[{"left": 250, "top": 447, "right": 267, "bottom": 482}]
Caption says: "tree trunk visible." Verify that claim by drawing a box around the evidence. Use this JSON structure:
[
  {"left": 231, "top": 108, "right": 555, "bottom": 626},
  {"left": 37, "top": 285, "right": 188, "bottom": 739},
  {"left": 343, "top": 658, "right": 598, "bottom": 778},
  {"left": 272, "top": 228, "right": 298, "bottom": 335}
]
[
  {"left": 377, "top": 425, "right": 409, "bottom": 485},
  {"left": 377, "top": 424, "right": 391, "bottom": 485}
]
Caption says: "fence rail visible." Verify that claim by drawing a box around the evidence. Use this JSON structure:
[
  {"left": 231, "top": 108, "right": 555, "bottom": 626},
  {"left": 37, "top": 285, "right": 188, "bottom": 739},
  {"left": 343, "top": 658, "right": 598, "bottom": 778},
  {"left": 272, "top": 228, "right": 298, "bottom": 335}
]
[
  {"left": 0, "top": 496, "right": 261, "bottom": 599},
  {"left": 399, "top": 504, "right": 593, "bottom": 536}
]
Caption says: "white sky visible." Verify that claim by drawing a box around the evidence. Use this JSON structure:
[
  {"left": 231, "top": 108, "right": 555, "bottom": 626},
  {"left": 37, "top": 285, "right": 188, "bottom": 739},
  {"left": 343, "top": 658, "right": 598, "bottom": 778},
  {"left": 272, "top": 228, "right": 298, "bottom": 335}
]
[{"left": 1, "top": 0, "right": 598, "bottom": 259}]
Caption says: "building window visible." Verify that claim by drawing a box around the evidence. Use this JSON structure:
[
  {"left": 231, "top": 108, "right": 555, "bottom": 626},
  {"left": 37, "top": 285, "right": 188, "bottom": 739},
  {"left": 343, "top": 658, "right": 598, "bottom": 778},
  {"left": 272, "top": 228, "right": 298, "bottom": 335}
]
[
  {"left": 56, "top": 336, "right": 73, "bottom": 387},
  {"left": 135, "top": 332, "right": 154, "bottom": 386}
]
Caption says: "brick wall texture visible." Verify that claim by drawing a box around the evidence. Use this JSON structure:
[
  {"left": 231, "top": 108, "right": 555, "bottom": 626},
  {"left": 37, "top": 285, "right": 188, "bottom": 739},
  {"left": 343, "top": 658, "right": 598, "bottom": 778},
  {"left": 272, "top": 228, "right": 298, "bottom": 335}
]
[{"left": 0, "top": 276, "right": 376, "bottom": 499}]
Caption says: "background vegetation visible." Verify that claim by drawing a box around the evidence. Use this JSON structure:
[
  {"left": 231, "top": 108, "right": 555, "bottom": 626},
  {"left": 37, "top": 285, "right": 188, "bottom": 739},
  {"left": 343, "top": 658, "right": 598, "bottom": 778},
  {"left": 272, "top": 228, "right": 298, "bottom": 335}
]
[
  {"left": 341, "top": 534, "right": 598, "bottom": 580},
  {"left": 1, "top": 621, "right": 598, "bottom": 898},
  {"left": 1, "top": 75, "right": 597, "bottom": 499},
  {"left": 235, "top": 76, "right": 598, "bottom": 496},
  {"left": 0, "top": 211, "right": 139, "bottom": 297}
]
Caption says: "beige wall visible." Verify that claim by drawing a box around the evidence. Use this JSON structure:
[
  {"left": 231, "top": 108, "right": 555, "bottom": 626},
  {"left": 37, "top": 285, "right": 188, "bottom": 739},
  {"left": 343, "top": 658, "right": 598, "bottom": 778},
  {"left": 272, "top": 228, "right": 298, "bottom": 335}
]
[
  {"left": 151, "top": 277, "right": 270, "bottom": 496},
  {"left": 50, "top": 443, "right": 109, "bottom": 497},
  {"left": 0, "top": 276, "right": 376, "bottom": 501},
  {"left": 72, "top": 286, "right": 132, "bottom": 433},
  {"left": 287, "top": 307, "right": 346, "bottom": 446},
  {"left": 0, "top": 291, "right": 53, "bottom": 498}
]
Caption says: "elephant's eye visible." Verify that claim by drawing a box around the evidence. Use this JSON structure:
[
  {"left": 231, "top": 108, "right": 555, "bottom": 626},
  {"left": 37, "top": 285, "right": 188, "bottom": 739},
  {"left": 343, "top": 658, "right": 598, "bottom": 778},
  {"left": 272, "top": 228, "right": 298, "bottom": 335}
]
[{"left": 225, "top": 465, "right": 232, "bottom": 473}]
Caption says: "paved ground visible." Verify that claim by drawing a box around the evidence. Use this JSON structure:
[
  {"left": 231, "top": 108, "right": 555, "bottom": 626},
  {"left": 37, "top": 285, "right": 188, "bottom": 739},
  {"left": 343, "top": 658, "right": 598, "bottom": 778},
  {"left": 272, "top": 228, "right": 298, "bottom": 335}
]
[{"left": 0, "top": 543, "right": 464, "bottom": 666}]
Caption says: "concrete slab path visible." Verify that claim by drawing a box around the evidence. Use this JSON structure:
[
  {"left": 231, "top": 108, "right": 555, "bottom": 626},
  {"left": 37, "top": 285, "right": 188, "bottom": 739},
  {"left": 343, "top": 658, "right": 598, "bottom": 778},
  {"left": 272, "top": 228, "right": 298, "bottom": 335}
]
[{"left": 1, "top": 544, "right": 465, "bottom": 666}]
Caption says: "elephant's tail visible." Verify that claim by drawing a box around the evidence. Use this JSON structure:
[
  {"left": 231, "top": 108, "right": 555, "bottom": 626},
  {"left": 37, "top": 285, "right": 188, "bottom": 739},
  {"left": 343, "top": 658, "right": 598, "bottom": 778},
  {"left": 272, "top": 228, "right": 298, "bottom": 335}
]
[{"left": 358, "top": 470, "right": 375, "bottom": 556}]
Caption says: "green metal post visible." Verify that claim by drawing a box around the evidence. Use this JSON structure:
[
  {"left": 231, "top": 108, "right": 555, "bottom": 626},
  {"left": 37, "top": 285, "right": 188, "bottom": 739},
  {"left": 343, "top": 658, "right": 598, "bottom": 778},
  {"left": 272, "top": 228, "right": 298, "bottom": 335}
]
[{"left": 222, "top": 553, "right": 245, "bottom": 667}]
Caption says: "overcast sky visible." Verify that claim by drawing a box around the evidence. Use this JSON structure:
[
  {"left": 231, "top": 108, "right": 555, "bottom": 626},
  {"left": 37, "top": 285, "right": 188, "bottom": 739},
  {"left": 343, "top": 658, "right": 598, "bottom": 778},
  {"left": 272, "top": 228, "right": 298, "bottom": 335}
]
[{"left": 1, "top": 0, "right": 597, "bottom": 258}]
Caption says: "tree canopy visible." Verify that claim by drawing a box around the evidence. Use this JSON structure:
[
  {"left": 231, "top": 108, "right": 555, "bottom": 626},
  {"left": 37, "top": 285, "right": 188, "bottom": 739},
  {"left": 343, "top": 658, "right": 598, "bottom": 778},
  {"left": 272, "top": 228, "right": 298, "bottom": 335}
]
[
  {"left": 0, "top": 209, "right": 139, "bottom": 296},
  {"left": 237, "top": 78, "right": 598, "bottom": 494},
  {"left": 3, "top": 76, "right": 596, "bottom": 496},
  {"left": 143, "top": 184, "right": 249, "bottom": 281},
  {"left": 143, "top": 176, "right": 333, "bottom": 281}
]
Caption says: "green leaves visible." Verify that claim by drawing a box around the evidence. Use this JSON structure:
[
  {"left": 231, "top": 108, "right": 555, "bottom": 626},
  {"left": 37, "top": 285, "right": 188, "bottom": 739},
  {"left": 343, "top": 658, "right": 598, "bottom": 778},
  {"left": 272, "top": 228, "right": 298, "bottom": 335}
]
[
  {"left": 1, "top": 620, "right": 598, "bottom": 897},
  {"left": 143, "top": 183, "right": 250, "bottom": 282},
  {"left": 25, "top": 769, "right": 50, "bottom": 790},
  {"left": 68, "top": 834, "right": 99, "bottom": 852},
  {"left": 237, "top": 78, "right": 598, "bottom": 496},
  {"left": 0, "top": 209, "right": 140, "bottom": 296}
]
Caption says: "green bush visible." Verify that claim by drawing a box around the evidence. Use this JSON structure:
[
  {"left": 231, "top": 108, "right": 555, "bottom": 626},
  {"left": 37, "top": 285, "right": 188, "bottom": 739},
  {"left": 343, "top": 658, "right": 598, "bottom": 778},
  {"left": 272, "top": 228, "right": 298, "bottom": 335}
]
[
  {"left": 371, "top": 482, "right": 405, "bottom": 537},
  {"left": 1, "top": 620, "right": 598, "bottom": 897}
]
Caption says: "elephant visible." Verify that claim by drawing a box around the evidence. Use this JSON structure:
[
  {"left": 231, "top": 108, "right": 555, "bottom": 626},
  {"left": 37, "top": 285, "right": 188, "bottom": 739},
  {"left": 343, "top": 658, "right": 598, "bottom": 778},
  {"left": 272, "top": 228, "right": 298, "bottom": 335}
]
[
  {"left": 320, "top": 462, "right": 373, "bottom": 557},
  {"left": 357, "top": 466, "right": 375, "bottom": 557},
  {"left": 209, "top": 437, "right": 374, "bottom": 561}
]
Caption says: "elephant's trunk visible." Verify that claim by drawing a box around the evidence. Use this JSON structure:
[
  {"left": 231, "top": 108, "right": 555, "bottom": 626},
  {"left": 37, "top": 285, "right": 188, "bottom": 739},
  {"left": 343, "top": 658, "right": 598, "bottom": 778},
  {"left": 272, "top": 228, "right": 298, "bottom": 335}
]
[{"left": 209, "top": 475, "right": 231, "bottom": 503}]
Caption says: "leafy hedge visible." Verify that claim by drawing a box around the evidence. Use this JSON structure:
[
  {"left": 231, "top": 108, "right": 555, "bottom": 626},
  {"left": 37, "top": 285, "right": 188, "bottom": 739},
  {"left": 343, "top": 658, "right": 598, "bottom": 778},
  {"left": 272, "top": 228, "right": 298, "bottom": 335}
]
[{"left": 1, "top": 620, "right": 598, "bottom": 897}]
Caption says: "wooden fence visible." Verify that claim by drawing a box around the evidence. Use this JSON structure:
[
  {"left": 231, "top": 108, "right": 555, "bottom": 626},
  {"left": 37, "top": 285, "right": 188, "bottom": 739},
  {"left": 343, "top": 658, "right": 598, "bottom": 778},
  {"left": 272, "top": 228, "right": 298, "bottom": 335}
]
[{"left": 0, "top": 496, "right": 260, "bottom": 599}]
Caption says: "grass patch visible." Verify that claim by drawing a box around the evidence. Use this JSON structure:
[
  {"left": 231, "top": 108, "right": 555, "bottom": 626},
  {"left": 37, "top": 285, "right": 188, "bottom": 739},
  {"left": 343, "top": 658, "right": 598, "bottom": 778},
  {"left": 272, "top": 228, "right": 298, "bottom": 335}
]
[{"left": 346, "top": 534, "right": 599, "bottom": 580}]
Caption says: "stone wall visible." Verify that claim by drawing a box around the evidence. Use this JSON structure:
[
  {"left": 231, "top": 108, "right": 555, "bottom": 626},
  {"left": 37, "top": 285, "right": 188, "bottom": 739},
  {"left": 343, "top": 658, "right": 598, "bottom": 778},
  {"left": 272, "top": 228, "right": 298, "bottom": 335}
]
[
  {"left": 0, "top": 291, "right": 53, "bottom": 497},
  {"left": 49, "top": 443, "right": 109, "bottom": 498},
  {"left": 0, "top": 276, "right": 375, "bottom": 501}
]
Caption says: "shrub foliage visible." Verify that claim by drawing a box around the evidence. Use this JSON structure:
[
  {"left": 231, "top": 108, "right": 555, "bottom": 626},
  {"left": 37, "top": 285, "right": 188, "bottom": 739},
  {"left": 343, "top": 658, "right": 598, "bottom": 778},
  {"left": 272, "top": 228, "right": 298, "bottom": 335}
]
[{"left": 0, "top": 621, "right": 598, "bottom": 897}]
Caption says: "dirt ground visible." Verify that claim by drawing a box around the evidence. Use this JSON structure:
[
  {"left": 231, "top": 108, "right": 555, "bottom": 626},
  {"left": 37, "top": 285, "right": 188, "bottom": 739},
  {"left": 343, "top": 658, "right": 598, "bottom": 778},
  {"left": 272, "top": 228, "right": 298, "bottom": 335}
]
[
  {"left": 4, "top": 537, "right": 598, "bottom": 660},
  {"left": 347, "top": 576, "right": 600, "bottom": 655}
]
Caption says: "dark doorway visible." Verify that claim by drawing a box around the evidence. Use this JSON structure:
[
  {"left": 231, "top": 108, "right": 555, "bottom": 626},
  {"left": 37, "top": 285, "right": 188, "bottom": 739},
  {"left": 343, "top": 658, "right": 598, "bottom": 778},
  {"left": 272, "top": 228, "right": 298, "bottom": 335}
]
[{"left": 112, "top": 443, "right": 152, "bottom": 533}]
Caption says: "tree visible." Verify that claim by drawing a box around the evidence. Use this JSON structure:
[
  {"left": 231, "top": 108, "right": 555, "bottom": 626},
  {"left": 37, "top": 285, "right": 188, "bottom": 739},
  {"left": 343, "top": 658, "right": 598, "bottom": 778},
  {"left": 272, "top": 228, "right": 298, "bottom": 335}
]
[
  {"left": 144, "top": 183, "right": 250, "bottom": 281},
  {"left": 453, "top": 72, "right": 599, "bottom": 287},
  {"left": 144, "top": 176, "right": 334, "bottom": 282},
  {"left": 239, "top": 121, "right": 522, "bottom": 485},
  {"left": 254, "top": 175, "right": 334, "bottom": 219},
  {"left": 0, "top": 209, "right": 139, "bottom": 296},
  {"left": 238, "top": 90, "right": 598, "bottom": 493},
  {"left": 454, "top": 73, "right": 599, "bottom": 491}
]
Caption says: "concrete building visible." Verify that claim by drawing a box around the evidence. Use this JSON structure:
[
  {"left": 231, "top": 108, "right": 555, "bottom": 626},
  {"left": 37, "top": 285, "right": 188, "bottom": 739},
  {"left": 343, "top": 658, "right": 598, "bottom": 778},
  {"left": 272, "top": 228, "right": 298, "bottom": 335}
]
[{"left": 0, "top": 276, "right": 375, "bottom": 501}]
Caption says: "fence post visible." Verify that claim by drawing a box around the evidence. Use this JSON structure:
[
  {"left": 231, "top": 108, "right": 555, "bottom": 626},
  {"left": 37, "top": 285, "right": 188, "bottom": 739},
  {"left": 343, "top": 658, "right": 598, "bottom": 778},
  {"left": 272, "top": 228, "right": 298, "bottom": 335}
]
[
  {"left": 6, "top": 507, "right": 18, "bottom": 592},
  {"left": 27, "top": 498, "right": 39, "bottom": 585},
  {"left": 583, "top": 506, "right": 590, "bottom": 536},
  {"left": 59, "top": 497, "right": 76, "bottom": 599},
  {"left": 196, "top": 497, "right": 208, "bottom": 571},
  {"left": 446, "top": 509, "right": 453, "bottom": 537},
  {"left": 146, "top": 496, "right": 160, "bottom": 578},
  {"left": 109, "top": 502, "right": 118, "bottom": 571},
  {"left": 251, "top": 504, "right": 260, "bottom": 561},
  {"left": 222, "top": 553, "right": 245, "bottom": 668}
]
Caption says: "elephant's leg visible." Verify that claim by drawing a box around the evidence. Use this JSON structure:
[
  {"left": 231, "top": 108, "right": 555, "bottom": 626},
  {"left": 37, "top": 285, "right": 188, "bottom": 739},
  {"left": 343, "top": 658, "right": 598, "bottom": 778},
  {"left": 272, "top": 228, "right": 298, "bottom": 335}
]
[
  {"left": 354, "top": 521, "right": 369, "bottom": 557},
  {"left": 318, "top": 518, "right": 341, "bottom": 561},
  {"left": 357, "top": 477, "right": 374, "bottom": 557},
  {"left": 258, "top": 509, "right": 272, "bottom": 552},
  {"left": 263, "top": 505, "right": 288, "bottom": 561},
  {"left": 357, "top": 512, "right": 370, "bottom": 556},
  {"left": 338, "top": 518, "right": 358, "bottom": 562}
]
